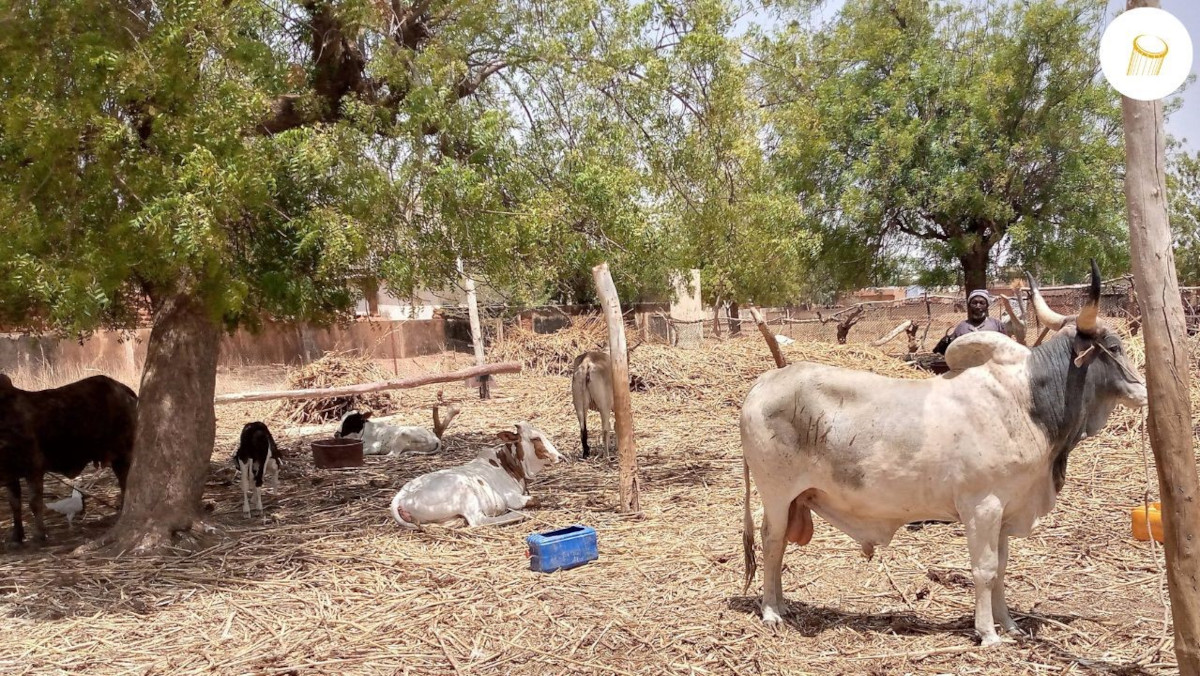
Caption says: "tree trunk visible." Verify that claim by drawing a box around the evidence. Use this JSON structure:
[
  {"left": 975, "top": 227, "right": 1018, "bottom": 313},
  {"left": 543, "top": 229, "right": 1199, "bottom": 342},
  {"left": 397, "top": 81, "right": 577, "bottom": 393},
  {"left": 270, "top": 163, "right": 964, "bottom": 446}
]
[
  {"left": 958, "top": 243, "right": 990, "bottom": 293},
  {"left": 591, "top": 263, "right": 640, "bottom": 513},
  {"left": 729, "top": 301, "right": 741, "bottom": 336},
  {"left": 100, "top": 293, "right": 221, "bottom": 554},
  {"left": 1121, "top": 15, "right": 1200, "bottom": 671}
]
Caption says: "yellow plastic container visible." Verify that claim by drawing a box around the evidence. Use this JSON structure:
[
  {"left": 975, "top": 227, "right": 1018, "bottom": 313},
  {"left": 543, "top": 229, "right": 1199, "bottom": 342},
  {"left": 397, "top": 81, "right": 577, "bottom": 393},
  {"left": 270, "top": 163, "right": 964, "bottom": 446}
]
[{"left": 1132, "top": 502, "right": 1164, "bottom": 543}]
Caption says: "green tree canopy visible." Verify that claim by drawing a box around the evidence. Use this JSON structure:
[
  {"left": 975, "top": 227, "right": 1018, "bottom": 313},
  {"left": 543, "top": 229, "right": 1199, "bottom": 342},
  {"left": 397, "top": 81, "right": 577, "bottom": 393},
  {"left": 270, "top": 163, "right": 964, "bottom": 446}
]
[
  {"left": 1168, "top": 149, "right": 1200, "bottom": 286},
  {"left": 0, "top": 0, "right": 720, "bottom": 550},
  {"left": 756, "top": 0, "right": 1129, "bottom": 292}
]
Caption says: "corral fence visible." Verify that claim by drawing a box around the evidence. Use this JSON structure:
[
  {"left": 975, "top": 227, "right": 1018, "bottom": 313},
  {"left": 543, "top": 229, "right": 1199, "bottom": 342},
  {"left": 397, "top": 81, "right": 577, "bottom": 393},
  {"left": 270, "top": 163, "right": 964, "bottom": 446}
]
[
  {"left": 446, "top": 280, "right": 1198, "bottom": 356},
  {"left": 3, "top": 282, "right": 1196, "bottom": 381}
]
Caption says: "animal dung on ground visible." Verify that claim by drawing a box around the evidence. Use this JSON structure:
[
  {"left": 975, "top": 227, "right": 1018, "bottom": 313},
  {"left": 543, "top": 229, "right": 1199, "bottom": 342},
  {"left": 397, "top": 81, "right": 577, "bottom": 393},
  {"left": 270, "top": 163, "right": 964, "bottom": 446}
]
[
  {"left": 311, "top": 437, "right": 364, "bottom": 469},
  {"left": 526, "top": 525, "right": 599, "bottom": 573}
]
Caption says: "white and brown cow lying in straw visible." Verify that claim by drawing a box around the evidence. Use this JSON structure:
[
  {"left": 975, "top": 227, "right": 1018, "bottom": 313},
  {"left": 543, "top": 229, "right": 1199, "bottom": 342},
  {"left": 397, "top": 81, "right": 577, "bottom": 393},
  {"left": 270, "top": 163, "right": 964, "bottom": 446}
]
[
  {"left": 389, "top": 422, "right": 563, "bottom": 528},
  {"left": 740, "top": 261, "right": 1146, "bottom": 647},
  {"left": 336, "top": 404, "right": 460, "bottom": 456}
]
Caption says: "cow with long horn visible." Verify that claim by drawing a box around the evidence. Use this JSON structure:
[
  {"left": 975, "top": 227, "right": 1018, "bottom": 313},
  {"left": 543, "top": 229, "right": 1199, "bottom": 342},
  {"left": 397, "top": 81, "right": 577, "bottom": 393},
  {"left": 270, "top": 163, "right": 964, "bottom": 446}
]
[{"left": 740, "top": 259, "right": 1146, "bottom": 647}]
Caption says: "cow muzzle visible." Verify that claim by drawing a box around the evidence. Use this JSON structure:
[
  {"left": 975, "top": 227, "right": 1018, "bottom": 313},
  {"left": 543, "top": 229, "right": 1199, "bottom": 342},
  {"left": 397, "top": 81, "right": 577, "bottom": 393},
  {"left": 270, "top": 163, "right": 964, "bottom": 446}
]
[{"left": 1124, "top": 381, "right": 1149, "bottom": 408}]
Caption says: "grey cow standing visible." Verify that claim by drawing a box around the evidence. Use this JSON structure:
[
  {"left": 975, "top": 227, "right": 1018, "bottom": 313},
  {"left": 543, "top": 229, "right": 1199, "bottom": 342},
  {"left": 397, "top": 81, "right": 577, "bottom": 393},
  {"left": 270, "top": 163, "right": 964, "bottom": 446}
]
[{"left": 739, "top": 261, "right": 1147, "bottom": 647}]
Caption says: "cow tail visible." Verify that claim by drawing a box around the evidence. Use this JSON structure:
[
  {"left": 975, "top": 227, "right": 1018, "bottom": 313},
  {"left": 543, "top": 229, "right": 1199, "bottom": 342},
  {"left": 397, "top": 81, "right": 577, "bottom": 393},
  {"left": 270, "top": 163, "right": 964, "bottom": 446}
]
[
  {"left": 390, "top": 491, "right": 418, "bottom": 529},
  {"left": 742, "top": 456, "right": 757, "bottom": 595}
]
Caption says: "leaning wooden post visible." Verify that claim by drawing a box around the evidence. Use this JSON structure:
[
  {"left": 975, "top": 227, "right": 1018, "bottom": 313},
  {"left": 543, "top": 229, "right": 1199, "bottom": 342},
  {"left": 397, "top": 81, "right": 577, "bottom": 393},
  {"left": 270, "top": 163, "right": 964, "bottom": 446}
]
[
  {"left": 1121, "top": 4, "right": 1200, "bottom": 670},
  {"left": 458, "top": 258, "right": 490, "bottom": 399},
  {"left": 748, "top": 306, "right": 786, "bottom": 369},
  {"left": 592, "top": 262, "right": 640, "bottom": 513}
]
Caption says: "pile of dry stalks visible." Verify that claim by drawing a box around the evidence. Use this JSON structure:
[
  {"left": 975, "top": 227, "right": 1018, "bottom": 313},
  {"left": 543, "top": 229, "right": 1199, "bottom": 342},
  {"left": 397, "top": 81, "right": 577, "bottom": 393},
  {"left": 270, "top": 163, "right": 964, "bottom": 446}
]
[
  {"left": 490, "top": 316, "right": 609, "bottom": 376},
  {"left": 271, "top": 352, "right": 396, "bottom": 425},
  {"left": 494, "top": 317, "right": 925, "bottom": 404}
]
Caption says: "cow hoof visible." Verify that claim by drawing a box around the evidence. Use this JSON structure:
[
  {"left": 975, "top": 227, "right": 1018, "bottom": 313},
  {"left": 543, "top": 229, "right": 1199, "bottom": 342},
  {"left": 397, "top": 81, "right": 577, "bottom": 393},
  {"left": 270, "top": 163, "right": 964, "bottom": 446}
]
[
  {"left": 979, "top": 634, "right": 1003, "bottom": 648},
  {"left": 761, "top": 606, "right": 784, "bottom": 626},
  {"left": 1000, "top": 622, "right": 1023, "bottom": 637}
]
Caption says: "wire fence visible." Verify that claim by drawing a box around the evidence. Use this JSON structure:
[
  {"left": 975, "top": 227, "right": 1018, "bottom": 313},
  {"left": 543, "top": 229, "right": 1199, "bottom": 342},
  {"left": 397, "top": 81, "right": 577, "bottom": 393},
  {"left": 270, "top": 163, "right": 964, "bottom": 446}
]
[{"left": 437, "top": 279, "right": 1200, "bottom": 356}]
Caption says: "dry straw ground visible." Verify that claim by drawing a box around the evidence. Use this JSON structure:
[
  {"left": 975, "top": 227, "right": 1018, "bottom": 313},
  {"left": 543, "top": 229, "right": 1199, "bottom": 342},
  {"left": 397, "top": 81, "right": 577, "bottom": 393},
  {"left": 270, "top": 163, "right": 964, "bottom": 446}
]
[{"left": 1, "top": 322, "right": 1197, "bottom": 676}]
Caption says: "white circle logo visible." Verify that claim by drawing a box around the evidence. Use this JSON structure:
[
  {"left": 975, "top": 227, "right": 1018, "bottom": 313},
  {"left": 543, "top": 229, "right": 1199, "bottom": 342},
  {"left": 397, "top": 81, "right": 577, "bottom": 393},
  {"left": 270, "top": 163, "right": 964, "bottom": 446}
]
[{"left": 1099, "top": 7, "right": 1193, "bottom": 101}]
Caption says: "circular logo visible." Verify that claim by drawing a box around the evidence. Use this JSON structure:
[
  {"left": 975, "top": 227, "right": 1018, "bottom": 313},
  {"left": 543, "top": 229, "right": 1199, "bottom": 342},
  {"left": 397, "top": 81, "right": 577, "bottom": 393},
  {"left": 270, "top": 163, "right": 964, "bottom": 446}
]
[{"left": 1099, "top": 7, "right": 1193, "bottom": 101}]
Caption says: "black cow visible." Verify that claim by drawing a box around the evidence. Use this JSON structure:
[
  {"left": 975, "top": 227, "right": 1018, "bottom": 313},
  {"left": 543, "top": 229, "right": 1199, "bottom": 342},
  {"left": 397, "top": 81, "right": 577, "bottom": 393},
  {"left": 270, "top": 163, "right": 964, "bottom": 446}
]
[{"left": 0, "top": 375, "right": 137, "bottom": 543}]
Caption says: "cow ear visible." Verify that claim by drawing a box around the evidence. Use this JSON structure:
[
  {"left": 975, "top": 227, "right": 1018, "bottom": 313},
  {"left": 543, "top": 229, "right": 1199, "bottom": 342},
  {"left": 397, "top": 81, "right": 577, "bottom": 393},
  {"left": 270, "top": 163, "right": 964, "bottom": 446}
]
[
  {"left": 360, "top": 411, "right": 373, "bottom": 421},
  {"left": 497, "top": 431, "right": 520, "bottom": 443}
]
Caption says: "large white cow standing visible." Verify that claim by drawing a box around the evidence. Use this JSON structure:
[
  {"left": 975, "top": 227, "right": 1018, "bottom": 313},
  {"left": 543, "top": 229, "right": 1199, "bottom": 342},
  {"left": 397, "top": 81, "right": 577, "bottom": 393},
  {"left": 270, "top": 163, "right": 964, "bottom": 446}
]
[{"left": 739, "top": 261, "right": 1147, "bottom": 646}]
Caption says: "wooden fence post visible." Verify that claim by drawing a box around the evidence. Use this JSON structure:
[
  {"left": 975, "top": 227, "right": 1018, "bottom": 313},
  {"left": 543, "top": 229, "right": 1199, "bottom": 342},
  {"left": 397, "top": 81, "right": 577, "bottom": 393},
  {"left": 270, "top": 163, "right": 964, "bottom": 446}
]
[
  {"left": 592, "top": 262, "right": 641, "bottom": 513},
  {"left": 748, "top": 306, "right": 786, "bottom": 369},
  {"left": 1121, "top": 4, "right": 1200, "bottom": 670},
  {"left": 458, "top": 258, "right": 490, "bottom": 399},
  {"left": 213, "top": 362, "right": 523, "bottom": 405}
]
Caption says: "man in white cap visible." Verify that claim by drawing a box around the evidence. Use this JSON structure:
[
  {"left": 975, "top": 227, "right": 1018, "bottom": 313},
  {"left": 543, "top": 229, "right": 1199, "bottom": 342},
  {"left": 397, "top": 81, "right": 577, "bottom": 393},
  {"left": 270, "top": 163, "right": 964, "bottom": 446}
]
[{"left": 932, "top": 289, "right": 1007, "bottom": 355}]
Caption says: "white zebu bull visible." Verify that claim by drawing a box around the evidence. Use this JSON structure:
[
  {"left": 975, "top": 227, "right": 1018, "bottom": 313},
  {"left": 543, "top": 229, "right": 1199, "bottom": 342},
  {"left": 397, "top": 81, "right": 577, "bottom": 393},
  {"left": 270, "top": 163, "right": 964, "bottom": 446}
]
[
  {"left": 571, "top": 351, "right": 613, "bottom": 459},
  {"left": 740, "top": 261, "right": 1146, "bottom": 646},
  {"left": 389, "top": 422, "right": 562, "bottom": 528}
]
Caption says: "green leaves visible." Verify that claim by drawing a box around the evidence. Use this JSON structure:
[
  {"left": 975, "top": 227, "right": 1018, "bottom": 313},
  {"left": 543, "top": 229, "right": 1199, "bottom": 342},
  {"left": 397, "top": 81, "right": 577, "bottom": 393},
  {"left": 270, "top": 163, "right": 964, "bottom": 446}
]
[
  {"left": 759, "top": 0, "right": 1129, "bottom": 288},
  {"left": 1169, "top": 150, "right": 1200, "bottom": 286},
  {"left": 0, "top": 0, "right": 1151, "bottom": 335}
]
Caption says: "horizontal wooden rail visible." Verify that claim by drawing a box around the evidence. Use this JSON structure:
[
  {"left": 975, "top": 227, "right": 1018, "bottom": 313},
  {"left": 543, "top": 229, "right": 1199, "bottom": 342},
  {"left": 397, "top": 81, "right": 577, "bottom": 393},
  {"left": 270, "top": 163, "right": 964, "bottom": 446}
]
[{"left": 214, "top": 362, "right": 522, "bottom": 405}]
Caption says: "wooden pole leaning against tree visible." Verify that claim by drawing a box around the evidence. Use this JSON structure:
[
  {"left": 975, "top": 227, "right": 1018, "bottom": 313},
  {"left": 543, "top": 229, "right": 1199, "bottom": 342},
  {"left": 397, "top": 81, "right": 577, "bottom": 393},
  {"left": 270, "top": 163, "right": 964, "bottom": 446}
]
[
  {"left": 591, "top": 262, "right": 640, "bottom": 513},
  {"left": 457, "top": 259, "right": 491, "bottom": 399},
  {"left": 748, "top": 306, "right": 787, "bottom": 369},
  {"left": 1121, "top": 3, "right": 1200, "bottom": 670}
]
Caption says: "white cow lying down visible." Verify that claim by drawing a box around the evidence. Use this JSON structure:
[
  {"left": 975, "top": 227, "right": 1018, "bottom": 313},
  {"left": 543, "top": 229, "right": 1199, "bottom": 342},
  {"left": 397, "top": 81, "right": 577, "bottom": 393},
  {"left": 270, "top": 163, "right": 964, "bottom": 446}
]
[
  {"left": 390, "top": 422, "right": 563, "bottom": 528},
  {"left": 337, "top": 405, "right": 460, "bottom": 456}
]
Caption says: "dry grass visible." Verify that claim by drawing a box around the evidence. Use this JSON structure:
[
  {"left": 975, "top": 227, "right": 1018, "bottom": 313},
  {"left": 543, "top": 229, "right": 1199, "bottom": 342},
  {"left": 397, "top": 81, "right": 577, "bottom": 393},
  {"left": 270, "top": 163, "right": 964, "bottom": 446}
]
[
  {"left": 490, "top": 315, "right": 611, "bottom": 376},
  {"left": 0, "top": 329, "right": 1196, "bottom": 675},
  {"left": 5, "top": 362, "right": 141, "bottom": 393},
  {"left": 270, "top": 352, "right": 401, "bottom": 426}
]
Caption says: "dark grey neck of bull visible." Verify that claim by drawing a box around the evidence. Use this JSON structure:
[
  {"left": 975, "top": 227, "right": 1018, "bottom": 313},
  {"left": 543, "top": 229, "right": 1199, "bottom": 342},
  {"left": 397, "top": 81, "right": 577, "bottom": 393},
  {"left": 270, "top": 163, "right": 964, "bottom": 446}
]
[{"left": 1025, "top": 329, "right": 1119, "bottom": 493}]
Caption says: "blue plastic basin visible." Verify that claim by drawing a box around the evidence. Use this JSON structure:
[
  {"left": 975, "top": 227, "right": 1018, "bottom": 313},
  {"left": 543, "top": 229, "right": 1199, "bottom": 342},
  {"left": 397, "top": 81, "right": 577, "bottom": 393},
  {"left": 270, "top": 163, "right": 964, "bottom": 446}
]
[{"left": 527, "top": 525, "right": 599, "bottom": 573}]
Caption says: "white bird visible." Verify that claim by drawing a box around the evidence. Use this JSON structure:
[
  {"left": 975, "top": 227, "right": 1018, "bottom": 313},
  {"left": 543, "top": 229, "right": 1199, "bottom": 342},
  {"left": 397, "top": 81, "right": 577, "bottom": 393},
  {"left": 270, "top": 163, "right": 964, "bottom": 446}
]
[
  {"left": 774, "top": 334, "right": 796, "bottom": 346},
  {"left": 46, "top": 489, "right": 86, "bottom": 528}
]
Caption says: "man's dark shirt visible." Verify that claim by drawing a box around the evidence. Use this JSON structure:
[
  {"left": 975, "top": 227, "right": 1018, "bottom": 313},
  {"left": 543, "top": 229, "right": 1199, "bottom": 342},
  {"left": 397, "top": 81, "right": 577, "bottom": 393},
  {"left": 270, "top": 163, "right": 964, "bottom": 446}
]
[{"left": 933, "top": 317, "right": 1007, "bottom": 355}]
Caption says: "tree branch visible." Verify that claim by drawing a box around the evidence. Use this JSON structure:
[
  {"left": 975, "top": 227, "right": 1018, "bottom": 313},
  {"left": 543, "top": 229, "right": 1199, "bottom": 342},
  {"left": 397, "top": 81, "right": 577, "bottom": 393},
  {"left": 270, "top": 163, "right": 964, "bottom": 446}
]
[{"left": 454, "top": 60, "right": 508, "bottom": 99}]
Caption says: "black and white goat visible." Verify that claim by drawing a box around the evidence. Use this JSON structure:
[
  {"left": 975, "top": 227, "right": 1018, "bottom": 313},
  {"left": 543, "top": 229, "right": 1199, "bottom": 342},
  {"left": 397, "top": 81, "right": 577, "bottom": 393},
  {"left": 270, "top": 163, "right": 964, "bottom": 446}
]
[{"left": 236, "top": 421, "right": 282, "bottom": 517}]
